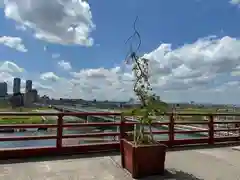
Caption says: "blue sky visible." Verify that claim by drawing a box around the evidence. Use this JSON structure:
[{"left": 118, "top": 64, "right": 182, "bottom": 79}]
[{"left": 0, "top": 0, "right": 240, "bottom": 104}]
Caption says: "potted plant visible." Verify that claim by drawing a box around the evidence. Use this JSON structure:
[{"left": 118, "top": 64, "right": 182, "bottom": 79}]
[{"left": 121, "top": 52, "right": 168, "bottom": 178}]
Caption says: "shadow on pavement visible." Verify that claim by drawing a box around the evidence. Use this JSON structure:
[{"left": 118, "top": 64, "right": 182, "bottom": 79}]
[
  {"left": 0, "top": 151, "right": 120, "bottom": 165},
  {"left": 139, "top": 169, "right": 203, "bottom": 180}
]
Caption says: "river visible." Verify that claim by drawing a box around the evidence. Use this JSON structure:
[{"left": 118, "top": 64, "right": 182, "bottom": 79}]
[
  {"left": 0, "top": 127, "right": 119, "bottom": 149},
  {"left": 0, "top": 109, "right": 205, "bottom": 149}
]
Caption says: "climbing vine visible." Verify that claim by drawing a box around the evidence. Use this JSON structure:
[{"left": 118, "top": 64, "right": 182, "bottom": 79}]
[{"left": 125, "top": 17, "right": 164, "bottom": 145}]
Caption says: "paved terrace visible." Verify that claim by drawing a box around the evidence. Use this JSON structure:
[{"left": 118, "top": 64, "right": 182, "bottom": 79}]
[{"left": 1, "top": 146, "right": 240, "bottom": 180}]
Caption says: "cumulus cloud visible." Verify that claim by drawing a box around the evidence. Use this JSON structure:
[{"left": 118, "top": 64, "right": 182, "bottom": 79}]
[
  {"left": 40, "top": 72, "right": 60, "bottom": 82},
  {"left": 143, "top": 36, "right": 240, "bottom": 91},
  {"left": 15, "top": 24, "right": 26, "bottom": 31},
  {"left": 230, "top": 0, "right": 240, "bottom": 5},
  {"left": 0, "top": 72, "right": 14, "bottom": 83},
  {"left": 1, "top": 35, "right": 240, "bottom": 103},
  {"left": 58, "top": 60, "right": 72, "bottom": 70},
  {"left": 0, "top": 61, "right": 24, "bottom": 73},
  {"left": 2, "top": 0, "right": 95, "bottom": 46},
  {"left": 67, "top": 36, "right": 240, "bottom": 103},
  {"left": 52, "top": 53, "right": 60, "bottom": 59},
  {"left": 0, "top": 36, "right": 27, "bottom": 52}
]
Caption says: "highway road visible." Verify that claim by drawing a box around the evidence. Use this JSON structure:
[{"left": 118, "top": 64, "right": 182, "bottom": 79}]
[
  {"left": 53, "top": 105, "right": 121, "bottom": 122},
  {"left": 37, "top": 109, "right": 85, "bottom": 122}
]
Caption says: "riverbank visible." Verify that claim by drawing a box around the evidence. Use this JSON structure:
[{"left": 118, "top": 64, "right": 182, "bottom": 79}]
[{"left": 0, "top": 107, "right": 53, "bottom": 124}]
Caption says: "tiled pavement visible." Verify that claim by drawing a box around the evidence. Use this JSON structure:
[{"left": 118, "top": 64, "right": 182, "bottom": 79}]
[{"left": 1, "top": 146, "right": 240, "bottom": 180}]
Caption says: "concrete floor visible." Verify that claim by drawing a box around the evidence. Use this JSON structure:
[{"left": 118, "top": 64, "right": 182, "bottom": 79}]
[{"left": 1, "top": 146, "right": 240, "bottom": 180}]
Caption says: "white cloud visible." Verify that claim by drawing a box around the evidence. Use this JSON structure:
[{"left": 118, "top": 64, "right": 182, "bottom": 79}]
[
  {"left": 230, "top": 0, "right": 240, "bottom": 5},
  {"left": 1, "top": 35, "right": 240, "bottom": 104},
  {"left": 40, "top": 72, "right": 60, "bottom": 82},
  {"left": 43, "top": 46, "right": 47, "bottom": 51},
  {"left": 58, "top": 60, "right": 72, "bottom": 70},
  {"left": 3, "top": 0, "right": 95, "bottom": 46},
  {"left": 52, "top": 53, "right": 60, "bottom": 59},
  {"left": 0, "top": 36, "right": 27, "bottom": 52},
  {"left": 143, "top": 36, "right": 240, "bottom": 91},
  {"left": 15, "top": 24, "right": 26, "bottom": 31},
  {"left": 0, "top": 72, "right": 14, "bottom": 83},
  {"left": 67, "top": 36, "right": 240, "bottom": 103},
  {"left": 0, "top": 61, "right": 24, "bottom": 73}
]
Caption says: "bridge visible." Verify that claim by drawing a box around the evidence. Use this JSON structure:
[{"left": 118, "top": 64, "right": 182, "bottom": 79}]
[
  {"left": 53, "top": 105, "right": 124, "bottom": 123},
  {"left": 1, "top": 110, "right": 240, "bottom": 179}
]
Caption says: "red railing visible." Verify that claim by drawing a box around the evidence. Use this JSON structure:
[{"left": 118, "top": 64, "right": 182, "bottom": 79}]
[{"left": 0, "top": 112, "right": 240, "bottom": 159}]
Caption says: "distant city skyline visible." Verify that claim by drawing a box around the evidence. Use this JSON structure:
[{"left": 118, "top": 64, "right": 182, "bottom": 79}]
[{"left": 0, "top": 78, "right": 34, "bottom": 95}]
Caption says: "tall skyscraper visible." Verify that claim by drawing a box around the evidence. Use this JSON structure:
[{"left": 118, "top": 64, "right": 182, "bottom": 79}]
[
  {"left": 25, "top": 80, "right": 32, "bottom": 92},
  {"left": 0, "top": 82, "right": 7, "bottom": 97},
  {"left": 13, "top": 78, "right": 21, "bottom": 94}
]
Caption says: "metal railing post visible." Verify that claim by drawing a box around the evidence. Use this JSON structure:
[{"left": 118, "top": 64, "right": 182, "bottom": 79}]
[
  {"left": 56, "top": 114, "right": 63, "bottom": 149},
  {"left": 119, "top": 114, "right": 126, "bottom": 139},
  {"left": 113, "top": 115, "right": 116, "bottom": 141},
  {"left": 208, "top": 115, "right": 214, "bottom": 145},
  {"left": 169, "top": 113, "right": 175, "bottom": 147},
  {"left": 120, "top": 114, "right": 125, "bottom": 168}
]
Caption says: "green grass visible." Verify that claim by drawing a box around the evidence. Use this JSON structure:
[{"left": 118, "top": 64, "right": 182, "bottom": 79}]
[
  {"left": 0, "top": 106, "right": 53, "bottom": 124},
  {"left": 0, "top": 106, "right": 52, "bottom": 112},
  {"left": 120, "top": 106, "right": 237, "bottom": 121},
  {"left": 0, "top": 116, "right": 43, "bottom": 124},
  {"left": 15, "top": 107, "right": 52, "bottom": 112},
  {"left": 121, "top": 103, "right": 169, "bottom": 116}
]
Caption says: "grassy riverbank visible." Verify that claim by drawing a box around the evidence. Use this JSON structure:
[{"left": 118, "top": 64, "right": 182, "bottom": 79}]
[
  {"left": 0, "top": 106, "right": 53, "bottom": 124},
  {"left": 121, "top": 106, "right": 240, "bottom": 121},
  {"left": 0, "top": 106, "right": 52, "bottom": 112},
  {"left": 0, "top": 116, "right": 43, "bottom": 124}
]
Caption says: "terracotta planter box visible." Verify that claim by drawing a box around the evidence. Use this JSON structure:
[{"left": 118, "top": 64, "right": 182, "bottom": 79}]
[{"left": 121, "top": 139, "right": 167, "bottom": 179}]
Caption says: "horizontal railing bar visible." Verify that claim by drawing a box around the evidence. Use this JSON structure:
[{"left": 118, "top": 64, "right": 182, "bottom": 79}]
[
  {"left": 174, "top": 121, "right": 208, "bottom": 125},
  {"left": 214, "top": 136, "right": 240, "bottom": 142},
  {"left": 152, "top": 122, "right": 170, "bottom": 125},
  {"left": 214, "top": 121, "right": 240, "bottom": 124},
  {"left": 1, "top": 112, "right": 240, "bottom": 116},
  {"left": 125, "top": 131, "right": 169, "bottom": 135},
  {"left": 0, "top": 112, "right": 121, "bottom": 116},
  {"left": 174, "top": 130, "right": 209, "bottom": 134},
  {"left": 63, "top": 122, "right": 120, "bottom": 127},
  {"left": 172, "top": 138, "right": 209, "bottom": 145},
  {"left": 124, "top": 122, "right": 169, "bottom": 125},
  {"left": 214, "top": 128, "right": 240, "bottom": 132},
  {"left": 63, "top": 132, "right": 119, "bottom": 138},
  {"left": 124, "top": 113, "right": 240, "bottom": 116},
  {"left": 170, "top": 113, "right": 240, "bottom": 116},
  {"left": 0, "top": 135, "right": 57, "bottom": 141},
  {"left": 0, "top": 112, "right": 59, "bottom": 116},
  {"left": 0, "top": 143, "right": 120, "bottom": 159},
  {"left": 0, "top": 124, "right": 57, "bottom": 129},
  {"left": 0, "top": 146, "right": 55, "bottom": 151},
  {"left": 150, "top": 131, "right": 169, "bottom": 134}
]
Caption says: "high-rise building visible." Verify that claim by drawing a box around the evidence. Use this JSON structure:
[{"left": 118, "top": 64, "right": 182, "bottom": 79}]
[
  {"left": 13, "top": 78, "right": 21, "bottom": 94},
  {"left": 24, "top": 89, "right": 38, "bottom": 107},
  {"left": 25, "top": 80, "right": 32, "bottom": 92},
  {"left": 0, "top": 82, "right": 7, "bottom": 97}
]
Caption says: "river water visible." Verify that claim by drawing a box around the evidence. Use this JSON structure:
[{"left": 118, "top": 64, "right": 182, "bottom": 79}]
[
  {"left": 0, "top": 131, "right": 56, "bottom": 148},
  {"left": 0, "top": 127, "right": 205, "bottom": 149},
  {"left": 0, "top": 127, "right": 119, "bottom": 149},
  {"left": 0, "top": 109, "right": 205, "bottom": 149}
]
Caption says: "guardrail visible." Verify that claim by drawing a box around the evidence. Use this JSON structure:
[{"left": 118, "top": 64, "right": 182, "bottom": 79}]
[{"left": 0, "top": 112, "right": 240, "bottom": 159}]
